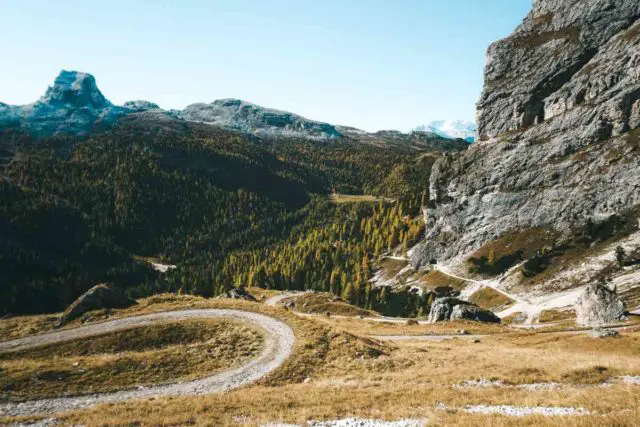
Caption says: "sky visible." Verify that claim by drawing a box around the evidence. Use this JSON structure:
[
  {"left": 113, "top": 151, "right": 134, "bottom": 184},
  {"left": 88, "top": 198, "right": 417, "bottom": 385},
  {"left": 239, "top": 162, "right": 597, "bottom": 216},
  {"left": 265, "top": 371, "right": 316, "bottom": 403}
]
[{"left": 0, "top": 0, "right": 531, "bottom": 132}]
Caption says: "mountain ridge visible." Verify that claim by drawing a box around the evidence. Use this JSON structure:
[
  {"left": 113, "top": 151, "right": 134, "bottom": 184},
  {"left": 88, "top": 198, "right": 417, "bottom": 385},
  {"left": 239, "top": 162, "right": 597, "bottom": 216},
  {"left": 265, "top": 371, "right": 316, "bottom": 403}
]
[{"left": 0, "top": 70, "right": 471, "bottom": 151}]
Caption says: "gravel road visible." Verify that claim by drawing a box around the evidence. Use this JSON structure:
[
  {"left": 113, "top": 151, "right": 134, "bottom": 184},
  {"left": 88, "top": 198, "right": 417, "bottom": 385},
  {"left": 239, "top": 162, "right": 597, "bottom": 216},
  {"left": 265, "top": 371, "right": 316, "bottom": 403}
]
[{"left": 0, "top": 309, "right": 295, "bottom": 417}]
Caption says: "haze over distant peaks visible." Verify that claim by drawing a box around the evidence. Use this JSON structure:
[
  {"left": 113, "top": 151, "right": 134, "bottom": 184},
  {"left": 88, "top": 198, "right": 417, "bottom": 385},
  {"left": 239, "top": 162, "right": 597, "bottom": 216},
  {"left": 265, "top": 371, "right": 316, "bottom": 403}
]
[{"left": 414, "top": 120, "right": 476, "bottom": 142}]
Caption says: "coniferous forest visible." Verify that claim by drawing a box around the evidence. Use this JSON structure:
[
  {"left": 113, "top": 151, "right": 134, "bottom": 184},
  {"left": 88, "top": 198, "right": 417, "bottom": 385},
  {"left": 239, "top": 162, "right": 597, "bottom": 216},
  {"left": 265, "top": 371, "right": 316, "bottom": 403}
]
[{"left": 0, "top": 118, "right": 448, "bottom": 315}]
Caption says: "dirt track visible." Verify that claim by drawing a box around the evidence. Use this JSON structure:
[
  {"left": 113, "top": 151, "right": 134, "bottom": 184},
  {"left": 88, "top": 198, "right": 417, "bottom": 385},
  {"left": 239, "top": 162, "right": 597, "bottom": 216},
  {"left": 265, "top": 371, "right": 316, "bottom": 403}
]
[{"left": 0, "top": 309, "right": 295, "bottom": 417}]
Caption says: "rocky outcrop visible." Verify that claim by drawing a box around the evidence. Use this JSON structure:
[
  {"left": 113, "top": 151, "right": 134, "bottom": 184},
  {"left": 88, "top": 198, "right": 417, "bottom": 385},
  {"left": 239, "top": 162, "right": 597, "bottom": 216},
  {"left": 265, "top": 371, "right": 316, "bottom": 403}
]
[
  {"left": 575, "top": 283, "right": 627, "bottom": 326},
  {"left": 427, "top": 297, "right": 500, "bottom": 323},
  {"left": 56, "top": 283, "right": 136, "bottom": 327},
  {"left": 412, "top": 1, "right": 640, "bottom": 269},
  {"left": 222, "top": 287, "right": 257, "bottom": 302}
]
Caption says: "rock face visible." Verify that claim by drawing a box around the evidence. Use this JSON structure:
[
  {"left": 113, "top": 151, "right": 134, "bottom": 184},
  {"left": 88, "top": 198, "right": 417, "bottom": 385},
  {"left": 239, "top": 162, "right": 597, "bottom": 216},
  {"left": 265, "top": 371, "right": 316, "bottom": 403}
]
[
  {"left": 412, "top": 0, "right": 640, "bottom": 268},
  {"left": 575, "top": 283, "right": 627, "bottom": 326},
  {"left": 57, "top": 283, "right": 136, "bottom": 327},
  {"left": 427, "top": 297, "right": 500, "bottom": 323},
  {"left": 477, "top": 0, "right": 640, "bottom": 141},
  {"left": 177, "top": 98, "right": 342, "bottom": 140}
]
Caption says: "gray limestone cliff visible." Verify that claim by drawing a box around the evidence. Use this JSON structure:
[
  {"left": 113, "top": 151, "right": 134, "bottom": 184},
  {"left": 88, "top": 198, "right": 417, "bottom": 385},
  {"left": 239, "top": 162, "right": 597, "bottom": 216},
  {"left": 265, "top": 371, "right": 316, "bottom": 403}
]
[{"left": 412, "top": 0, "right": 640, "bottom": 267}]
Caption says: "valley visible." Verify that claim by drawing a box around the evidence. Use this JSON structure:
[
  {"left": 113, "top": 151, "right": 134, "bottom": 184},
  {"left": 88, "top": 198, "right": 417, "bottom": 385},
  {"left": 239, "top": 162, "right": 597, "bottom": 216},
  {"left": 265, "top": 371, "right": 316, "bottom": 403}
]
[{"left": 1, "top": 0, "right": 639, "bottom": 425}]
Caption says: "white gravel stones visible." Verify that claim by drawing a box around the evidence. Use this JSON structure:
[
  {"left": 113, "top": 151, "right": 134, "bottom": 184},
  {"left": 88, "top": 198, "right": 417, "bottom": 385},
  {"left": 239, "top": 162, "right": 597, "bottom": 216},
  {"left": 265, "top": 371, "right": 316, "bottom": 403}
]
[
  {"left": 436, "top": 402, "right": 589, "bottom": 417},
  {"left": 454, "top": 378, "right": 505, "bottom": 388},
  {"left": 619, "top": 376, "right": 640, "bottom": 385},
  {"left": 462, "top": 405, "right": 589, "bottom": 417},
  {"left": 309, "top": 419, "right": 424, "bottom": 427},
  {"left": 455, "top": 378, "right": 562, "bottom": 390},
  {"left": 262, "top": 420, "right": 425, "bottom": 427}
]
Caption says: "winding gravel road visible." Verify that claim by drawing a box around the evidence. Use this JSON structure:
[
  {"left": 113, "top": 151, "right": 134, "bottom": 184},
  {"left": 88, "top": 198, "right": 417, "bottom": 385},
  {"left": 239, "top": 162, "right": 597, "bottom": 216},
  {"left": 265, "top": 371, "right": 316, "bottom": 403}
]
[{"left": 0, "top": 309, "right": 295, "bottom": 417}]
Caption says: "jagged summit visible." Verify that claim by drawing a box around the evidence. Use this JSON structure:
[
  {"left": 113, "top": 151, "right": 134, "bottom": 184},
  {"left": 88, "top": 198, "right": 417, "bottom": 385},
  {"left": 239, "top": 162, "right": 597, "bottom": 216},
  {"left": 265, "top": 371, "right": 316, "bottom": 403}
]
[{"left": 40, "top": 70, "right": 111, "bottom": 109}]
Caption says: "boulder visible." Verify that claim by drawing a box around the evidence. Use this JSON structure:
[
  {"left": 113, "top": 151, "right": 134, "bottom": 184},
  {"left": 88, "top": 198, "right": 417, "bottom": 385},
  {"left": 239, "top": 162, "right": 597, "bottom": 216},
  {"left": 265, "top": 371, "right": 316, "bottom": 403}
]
[
  {"left": 588, "top": 327, "right": 619, "bottom": 338},
  {"left": 223, "top": 287, "right": 257, "bottom": 302},
  {"left": 451, "top": 304, "right": 501, "bottom": 324},
  {"left": 57, "top": 283, "right": 136, "bottom": 327},
  {"left": 575, "top": 283, "right": 627, "bottom": 326},
  {"left": 427, "top": 297, "right": 500, "bottom": 324}
]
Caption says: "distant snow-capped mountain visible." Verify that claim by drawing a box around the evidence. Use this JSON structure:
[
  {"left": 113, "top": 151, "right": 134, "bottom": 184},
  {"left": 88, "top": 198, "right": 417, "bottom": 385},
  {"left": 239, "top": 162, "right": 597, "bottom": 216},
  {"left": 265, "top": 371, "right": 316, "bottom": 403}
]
[{"left": 414, "top": 120, "right": 476, "bottom": 142}]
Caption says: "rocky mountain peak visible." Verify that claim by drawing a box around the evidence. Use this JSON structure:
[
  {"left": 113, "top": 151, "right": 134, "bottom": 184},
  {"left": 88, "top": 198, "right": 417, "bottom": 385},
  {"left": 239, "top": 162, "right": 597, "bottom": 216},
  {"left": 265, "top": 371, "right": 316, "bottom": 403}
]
[{"left": 41, "top": 70, "right": 111, "bottom": 109}]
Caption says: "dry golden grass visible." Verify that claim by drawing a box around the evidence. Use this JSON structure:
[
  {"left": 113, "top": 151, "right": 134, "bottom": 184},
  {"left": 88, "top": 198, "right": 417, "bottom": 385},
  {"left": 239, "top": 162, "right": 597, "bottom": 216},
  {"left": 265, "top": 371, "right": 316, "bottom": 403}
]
[
  {"left": 469, "top": 287, "right": 514, "bottom": 310},
  {"left": 45, "top": 384, "right": 640, "bottom": 426},
  {"left": 308, "top": 316, "right": 509, "bottom": 336},
  {"left": 417, "top": 270, "right": 467, "bottom": 291},
  {"left": 378, "top": 258, "right": 409, "bottom": 279},
  {"left": 0, "top": 312, "right": 61, "bottom": 342},
  {"left": 48, "top": 329, "right": 640, "bottom": 426},
  {"left": 292, "top": 293, "right": 377, "bottom": 317},
  {"left": 0, "top": 319, "right": 263, "bottom": 402},
  {"left": 538, "top": 309, "right": 576, "bottom": 323},
  {"left": 469, "top": 228, "right": 558, "bottom": 262},
  {"left": 4, "top": 294, "right": 640, "bottom": 426},
  {"left": 246, "top": 287, "right": 282, "bottom": 302},
  {"left": 502, "top": 311, "right": 526, "bottom": 324}
]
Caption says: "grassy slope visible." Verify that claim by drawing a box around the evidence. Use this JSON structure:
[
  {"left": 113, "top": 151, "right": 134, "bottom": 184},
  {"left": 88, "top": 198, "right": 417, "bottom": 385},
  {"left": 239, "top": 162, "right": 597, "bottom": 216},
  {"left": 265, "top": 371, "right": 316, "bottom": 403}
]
[
  {"left": 0, "top": 319, "right": 263, "bottom": 401},
  {"left": 3, "top": 294, "right": 640, "bottom": 426},
  {"left": 469, "top": 287, "right": 514, "bottom": 310},
  {"left": 289, "top": 293, "right": 378, "bottom": 317}
]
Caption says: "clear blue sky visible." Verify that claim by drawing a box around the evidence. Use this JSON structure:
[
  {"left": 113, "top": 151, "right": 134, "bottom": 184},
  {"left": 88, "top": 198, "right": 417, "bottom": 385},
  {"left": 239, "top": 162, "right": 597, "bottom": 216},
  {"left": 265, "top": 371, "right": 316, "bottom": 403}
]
[{"left": 0, "top": 0, "right": 531, "bottom": 132}]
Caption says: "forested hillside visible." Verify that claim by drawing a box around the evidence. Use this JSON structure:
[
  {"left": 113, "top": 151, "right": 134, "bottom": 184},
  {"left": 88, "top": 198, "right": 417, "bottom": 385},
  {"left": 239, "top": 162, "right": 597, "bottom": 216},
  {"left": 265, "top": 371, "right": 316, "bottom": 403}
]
[{"left": 0, "top": 118, "right": 453, "bottom": 315}]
